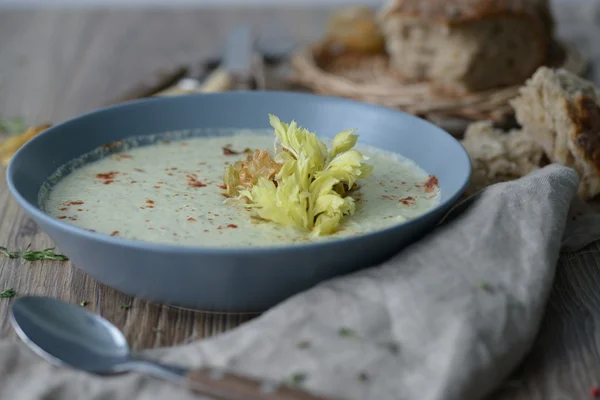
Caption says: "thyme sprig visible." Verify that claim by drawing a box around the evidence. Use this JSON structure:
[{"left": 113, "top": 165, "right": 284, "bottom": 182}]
[
  {"left": 0, "top": 288, "right": 16, "bottom": 298},
  {"left": 289, "top": 372, "right": 307, "bottom": 386},
  {"left": 0, "top": 246, "right": 68, "bottom": 261},
  {"left": 0, "top": 247, "right": 19, "bottom": 259}
]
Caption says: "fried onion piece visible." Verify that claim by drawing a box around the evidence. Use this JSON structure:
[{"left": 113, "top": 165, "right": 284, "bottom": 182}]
[{"left": 223, "top": 149, "right": 282, "bottom": 198}]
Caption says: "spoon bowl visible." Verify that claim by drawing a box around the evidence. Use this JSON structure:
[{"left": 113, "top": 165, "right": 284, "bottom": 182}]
[{"left": 11, "top": 296, "right": 130, "bottom": 374}]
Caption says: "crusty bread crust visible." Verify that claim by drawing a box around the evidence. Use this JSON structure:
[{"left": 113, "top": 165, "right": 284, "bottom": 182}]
[
  {"left": 379, "top": 0, "right": 552, "bottom": 92},
  {"left": 511, "top": 67, "right": 600, "bottom": 199},
  {"left": 573, "top": 96, "right": 600, "bottom": 172},
  {"left": 380, "top": 0, "right": 551, "bottom": 28}
]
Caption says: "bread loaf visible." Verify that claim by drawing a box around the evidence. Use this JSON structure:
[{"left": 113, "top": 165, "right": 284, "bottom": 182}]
[
  {"left": 461, "top": 121, "right": 545, "bottom": 195},
  {"left": 379, "top": 0, "right": 554, "bottom": 93},
  {"left": 326, "top": 6, "right": 386, "bottom": 54},
  {"left": 511, "top": 67, "right": 600, "bottom": 199}
]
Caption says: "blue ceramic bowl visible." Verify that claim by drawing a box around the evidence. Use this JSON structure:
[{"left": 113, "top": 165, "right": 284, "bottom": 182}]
[{"left": 7, "top": 92, "right": 470, "bottom": 312}]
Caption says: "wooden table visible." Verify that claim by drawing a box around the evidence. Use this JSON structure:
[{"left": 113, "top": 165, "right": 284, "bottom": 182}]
[{"left": 1, "top": 6, "right": 600, "bottom": 399}]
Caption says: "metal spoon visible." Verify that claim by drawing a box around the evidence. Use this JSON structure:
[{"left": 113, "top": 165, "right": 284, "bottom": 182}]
[{"left": 10, "top": 296, "right": 333, "bottom": 400}]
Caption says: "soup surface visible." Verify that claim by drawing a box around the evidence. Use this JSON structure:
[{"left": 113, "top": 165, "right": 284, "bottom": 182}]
[{"left": 41, "top": 131, "right": 440, "bottom": 247}]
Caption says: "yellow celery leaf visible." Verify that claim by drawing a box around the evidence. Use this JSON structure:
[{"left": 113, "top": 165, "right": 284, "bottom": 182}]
[
  {"left": 239, "top": 178, "right": 289, "bottom": 223},
  {"left": 269, "top": 114, "right": 328, "bottom": 173},
  {"left": 310, "top": 174, "right": 340, "bottom": 199},
  {"left": 226, "top": 114, "right": 373, "bottom": 236},
  {"left": 329, "top": 129, "right": 358, "bottom": 159},
  {"left": 274, "top": 149, "right": 295, "bottom": 164},
  {"left": 317, "top": 150, "right": 373, "bottom": 192},
  {"left": 223, "top": 165, "right": 241, "bottom": 197},
  {"left": 313, "top": 197, "right": 355, "bottom": 236},
  {"left": 242, "top": 166, "right": 311, "bottom": 230},
  {"left": 326, "top": 150, "right": 371, "bottom": 176},
  {"left": 314, "top": 214, "right": 342, "bottom": 236},
  {"left": 276, "top": 158, "right": 297, "bottom": 181},
  {"left": 313, "top": 193, "right": 356, "bottom": 219},
  {"left": 308, "top": 173, "right": 357, "bottom": 236},
  {"left": 277, "top": 154, "right": 312, "bottom": 192},
  {"left": 242, "top": 154, "right": 312, "bottom": 229}
]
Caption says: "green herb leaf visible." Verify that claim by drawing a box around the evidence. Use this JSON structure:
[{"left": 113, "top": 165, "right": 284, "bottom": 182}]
[
  {"left": 0, "top": 117, "right": 25, "bottom": 135},
  {"left": 22, "top": 247, "right": 69, "bottom": 261},
  {"left": 477, "top": 281, "right": 494, "bottom": 293},
  {"left": 79, "top": 300, "right": 90, "bottom": 307},
  {"left": 0, "top": 247, "right": 20, "bottom": 259},
  {"left": 0, "top": 246, "right": 68, "bottom": 261},
  {"left": 0, "top": 288, "right": 16, "bottom": 298},
  {"left": 382, "top": 342, "right": 400, "bottom": 355},
  {"left": 289, "top": 372, "right": 307, "bottom": 386},
  {"left": 296, "top": 340, "right": 311, "bottom": 349},
  {"left": 338, "top": 327, "right": 359, "bottom": 338},
  {"left": 358, "top": 372, "right": 370, "bottom": 382},
  {"left": 120, "top": 304, "right": 131, "bottom": 310}
]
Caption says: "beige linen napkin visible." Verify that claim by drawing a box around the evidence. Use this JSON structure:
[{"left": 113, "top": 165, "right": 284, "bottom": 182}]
[{"left": 0, "top": 164, "right": 596, "bottom": 400}]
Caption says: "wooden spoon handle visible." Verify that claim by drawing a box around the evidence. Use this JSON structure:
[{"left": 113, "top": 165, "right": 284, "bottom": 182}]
[{"left": 185, "top": 367, "right": 336, "bottom": 400}]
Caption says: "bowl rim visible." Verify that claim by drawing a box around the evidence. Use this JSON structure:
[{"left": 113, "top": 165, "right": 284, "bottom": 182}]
[{"left": 6, "top": 90, "right": 471, "bottom": 254}]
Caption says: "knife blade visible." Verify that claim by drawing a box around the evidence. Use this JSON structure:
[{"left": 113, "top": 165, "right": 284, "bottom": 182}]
[
  {"left": 153, "top": 25, "right": 255, "bottom": 97},
  {"left": 222, "top": 25, "right": 255, "bottom": 90}
]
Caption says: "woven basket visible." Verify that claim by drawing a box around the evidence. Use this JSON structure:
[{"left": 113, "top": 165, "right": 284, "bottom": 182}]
[{"left": 290, "top": 40, "right": 588, "bottom": 133}]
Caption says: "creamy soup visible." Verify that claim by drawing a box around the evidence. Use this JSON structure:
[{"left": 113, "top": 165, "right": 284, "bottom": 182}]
[{"left": 41, "top": 130, "right": 440, "bottom": 247}]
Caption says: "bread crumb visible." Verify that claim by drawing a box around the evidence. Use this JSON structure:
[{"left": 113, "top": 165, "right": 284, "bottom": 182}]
[{"left": 461, "top": 121, "right": 545, "bottom": 195}]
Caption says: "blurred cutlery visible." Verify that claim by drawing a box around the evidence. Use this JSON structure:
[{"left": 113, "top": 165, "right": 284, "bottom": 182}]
[{"left": 155, "top": 25, "right": 255, "bottom": 96}]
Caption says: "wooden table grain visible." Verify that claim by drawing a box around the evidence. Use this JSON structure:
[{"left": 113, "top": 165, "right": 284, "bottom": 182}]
[{"left": 1, "top": 6, "right": 600, "bottom": 400}]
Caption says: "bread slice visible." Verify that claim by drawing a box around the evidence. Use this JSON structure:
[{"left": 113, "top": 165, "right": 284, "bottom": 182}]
[
  {"left": 461, "top": 121, "right": 545, "bottom": 195},
  {"left": 511, "top": 67, "right": 600, "bottom": 199},
  {"left": 378, "top": 0, "right": 553, "bottom": 93}
]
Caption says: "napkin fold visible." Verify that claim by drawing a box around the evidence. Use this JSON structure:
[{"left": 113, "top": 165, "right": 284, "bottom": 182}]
[{"left": 0, "top": 164, "right": 592, "bottom": 400}]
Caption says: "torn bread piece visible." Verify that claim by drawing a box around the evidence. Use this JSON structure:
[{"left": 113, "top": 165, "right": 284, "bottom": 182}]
[
  {"left": 511, "top": 67, "right": 600, "bottom": 199},
  {"left": 461, "top": 121, "right": 546, "bottom": 196},
  {"left": 379, "top": 0, "right": 554, "bottom": 92}
]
